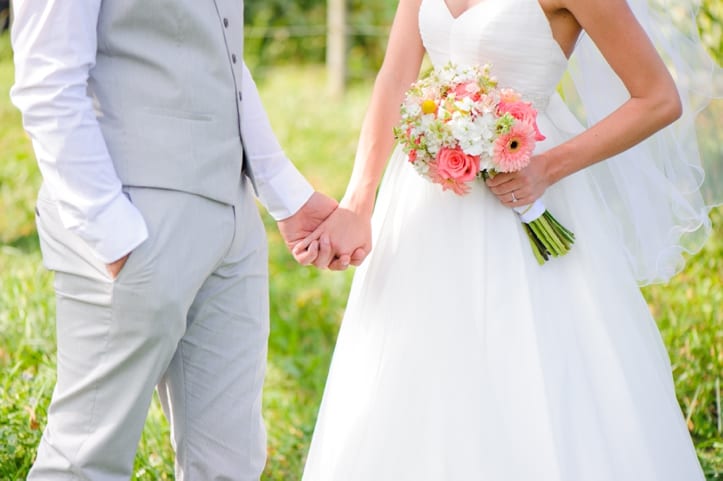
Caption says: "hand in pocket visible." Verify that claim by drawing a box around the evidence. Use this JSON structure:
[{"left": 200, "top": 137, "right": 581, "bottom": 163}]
[{"left": 106, "top": 252, "right": 131, "bottom": 280}]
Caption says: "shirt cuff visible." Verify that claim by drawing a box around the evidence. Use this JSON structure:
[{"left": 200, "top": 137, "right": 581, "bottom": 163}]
[
  {"left": 254, "top": 162, "right": 315, "bottom": 220},
  {"left": 70, "top": 193, "right": 149, "bottom": 263}
]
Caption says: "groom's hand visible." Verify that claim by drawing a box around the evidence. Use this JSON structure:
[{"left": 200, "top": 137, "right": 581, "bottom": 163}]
[
  {"left": 277, "top": 192, "right": 338, "bottom": 265},
  {"left": 106, "top": 252, "right": 131, "bottom": 280},
  {"left": 295, "top": 206, "right": 372, "bottom": 271}
]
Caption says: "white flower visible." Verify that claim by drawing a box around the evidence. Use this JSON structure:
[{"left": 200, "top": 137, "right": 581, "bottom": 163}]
[
  {"left": 419, "top": 114, "right": 437, "bottom": 131},
  {"left": 454, "top": 97, "right": 477, "bottom": 113},
  {"left": 404, "top": 101, "right": 421, "bottom": 117},
  {"left": 445, "top": 111, "right": 494, "bottom": 157}
]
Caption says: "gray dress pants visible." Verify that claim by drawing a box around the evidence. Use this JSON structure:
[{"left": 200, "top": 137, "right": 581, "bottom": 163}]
[{"left": 28, "top": 179, "right": 269, "bottom": 481}]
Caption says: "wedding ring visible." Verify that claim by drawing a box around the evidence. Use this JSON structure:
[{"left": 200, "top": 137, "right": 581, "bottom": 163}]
[{"left": 511, "top": 192, "right": 517, "bottom": 203}]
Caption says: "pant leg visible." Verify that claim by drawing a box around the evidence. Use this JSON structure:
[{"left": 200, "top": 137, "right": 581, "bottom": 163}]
[
  {"left": 157, "top": 179, "right": 270, "bottom": 481},
  {"left": 29, "top": 185, "right": 236, "bottom": 481}
]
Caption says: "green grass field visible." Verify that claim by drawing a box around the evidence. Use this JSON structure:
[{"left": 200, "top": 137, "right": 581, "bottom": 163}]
[{"left": 1, "top": 31, "right": 722, "bottom": 480}]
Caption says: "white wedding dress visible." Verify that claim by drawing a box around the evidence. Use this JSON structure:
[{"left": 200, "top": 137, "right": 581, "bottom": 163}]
[{"left": 301, "top": 0, "right": 706, "bottom": 479}]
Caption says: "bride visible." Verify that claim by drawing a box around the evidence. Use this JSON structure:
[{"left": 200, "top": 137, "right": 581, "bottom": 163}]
[{"left": 296, "top": 0, "right": 719, "bottom": 479}]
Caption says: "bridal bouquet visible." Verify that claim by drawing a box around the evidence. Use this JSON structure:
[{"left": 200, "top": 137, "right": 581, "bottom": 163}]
[{"left": 393, "top": 62, "right": 574, "bottom": 264}]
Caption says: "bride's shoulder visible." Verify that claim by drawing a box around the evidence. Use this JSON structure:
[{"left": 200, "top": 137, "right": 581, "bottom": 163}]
[
  {"left": 552, "top": 0, "right": 636, "bottom": 22},
  {"left": 550, "top": 0, "right": 644, "bottom": 43},
  {"left": 537, "top": 0, "right": 581, "bottom": 59}
]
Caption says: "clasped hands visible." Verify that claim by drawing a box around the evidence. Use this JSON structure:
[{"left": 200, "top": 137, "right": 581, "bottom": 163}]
[{"left": 277, "top": 192, "right": 371, "bottom": 270}]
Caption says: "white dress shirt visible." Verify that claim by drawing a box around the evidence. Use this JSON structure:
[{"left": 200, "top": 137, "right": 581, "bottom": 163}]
[{"left": 10, "top": 0, "right": 314, "bottom": 263}]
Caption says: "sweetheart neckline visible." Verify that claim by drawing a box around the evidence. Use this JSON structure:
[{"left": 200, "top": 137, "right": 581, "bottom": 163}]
[
  {"left": 435, "top": 0, "right": 570, "bottom": 62},
  {"left": 441, "top": 0, "right": 488, "bottom": 21}
]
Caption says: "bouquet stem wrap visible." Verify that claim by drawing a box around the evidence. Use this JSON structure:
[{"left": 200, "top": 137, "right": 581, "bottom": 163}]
[
  {"left": 517, "top": 202, "right": 576, "bottom": 264},
  {"left": 482, "top": 170, "right": 575, "bottom": 264}
]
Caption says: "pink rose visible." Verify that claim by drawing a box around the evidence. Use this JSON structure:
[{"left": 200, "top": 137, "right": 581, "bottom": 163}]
[
  {"left": 429, "top": 163, "right": 469, "bottom": 195},
  {"left": 435, "top": 146, "right": 480, "bottom": 182},
  {"left": 452, "top": 81, "right": 482, "bottom": 101},
  {"left": 428, "top": 147, "right": 480, "bottom": 194},
  {"left": 497, "top": 100, "right": 546, "bottom": 141}
]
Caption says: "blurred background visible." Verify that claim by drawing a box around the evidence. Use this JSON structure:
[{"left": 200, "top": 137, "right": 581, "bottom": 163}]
[{"left": 0, "top": 1, "right": 721, "bottom": 479}]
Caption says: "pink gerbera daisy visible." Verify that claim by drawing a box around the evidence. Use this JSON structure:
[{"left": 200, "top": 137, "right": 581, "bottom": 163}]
[{"left": 492, "top": 122, "right": 536, "bottom": 172}]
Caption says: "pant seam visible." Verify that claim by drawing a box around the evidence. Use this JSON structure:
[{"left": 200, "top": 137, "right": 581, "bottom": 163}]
[
  {"left": 55, "top": 276, "right": 115, "bottom": 473},
  {"left": 73, "top": 280, "right": 115, "bottom": 465}
]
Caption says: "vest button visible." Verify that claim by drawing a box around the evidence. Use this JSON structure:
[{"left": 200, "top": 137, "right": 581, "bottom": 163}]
[
  {"left": 223, "top": 18, "right": 229, "bottom": 27},
  {"left": 232, "top": 54, "right": 237, "bottom": 63},
  {"left": 238, "top": 91, "right": 243, "bottom": 102}
]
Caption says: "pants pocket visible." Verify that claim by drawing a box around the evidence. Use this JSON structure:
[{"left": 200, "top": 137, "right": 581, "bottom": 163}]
[
  {"left": 35, "top": 188, "right": 110, "bottom": 282},
  {"left": 109, "top": 186, "right": 148, "bottom": 284}
]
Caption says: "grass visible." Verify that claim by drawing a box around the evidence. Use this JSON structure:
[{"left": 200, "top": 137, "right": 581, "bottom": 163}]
[{"left": 1, "top": 31, "right": 722, "bottom": 480}]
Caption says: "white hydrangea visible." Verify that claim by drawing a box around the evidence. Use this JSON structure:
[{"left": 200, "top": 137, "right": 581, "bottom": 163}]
[
  {"left": 448, "top": 110, "right": 496, "bottom": 157},
  {"left": 403, "top": 101, "right": 421, "bottom": 118}
]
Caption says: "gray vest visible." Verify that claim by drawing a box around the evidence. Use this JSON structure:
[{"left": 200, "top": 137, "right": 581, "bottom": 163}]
[{"left": 90, "top": 0, "right": 247, "bottom": 205}]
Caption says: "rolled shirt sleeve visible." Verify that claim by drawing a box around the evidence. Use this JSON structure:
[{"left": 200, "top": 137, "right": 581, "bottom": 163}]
[
  {"left": 10, "top": 0, "right": 147, "bottom": 263},
  {"left": 240, "top": 62, "right": 314, "bottom": 220}
]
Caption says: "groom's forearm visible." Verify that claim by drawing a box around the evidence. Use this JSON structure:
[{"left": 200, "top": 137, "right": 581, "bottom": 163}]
[{"left": 239, "top": 62, "right": 314, "bottom": 219}]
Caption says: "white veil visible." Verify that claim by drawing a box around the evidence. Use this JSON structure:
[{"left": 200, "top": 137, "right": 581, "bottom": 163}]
[{"left": 561, "top": 0, "right": 722, "bottom": 285}]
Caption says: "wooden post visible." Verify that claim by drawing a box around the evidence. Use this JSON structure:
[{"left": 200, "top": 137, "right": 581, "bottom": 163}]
[{"left": 327, "top": 0, "right": 347, "bottom": 98}]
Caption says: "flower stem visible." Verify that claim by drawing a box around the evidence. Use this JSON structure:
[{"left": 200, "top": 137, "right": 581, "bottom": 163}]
[{"left": 523, "top": 223, "right": 548, "bottom": 264}]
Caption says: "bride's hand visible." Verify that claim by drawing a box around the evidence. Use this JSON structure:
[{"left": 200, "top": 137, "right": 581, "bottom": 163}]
[
  {"left": 294, "top": 206, "right": 372, "bottom": 271},
  {"left": 485, "top": 153, "right": 552, "bottom": 207}
]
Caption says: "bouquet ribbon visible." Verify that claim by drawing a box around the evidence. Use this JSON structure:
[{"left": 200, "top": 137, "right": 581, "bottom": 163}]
[{"left": 513, "top": 199, "right": 545, "bottom": 223}]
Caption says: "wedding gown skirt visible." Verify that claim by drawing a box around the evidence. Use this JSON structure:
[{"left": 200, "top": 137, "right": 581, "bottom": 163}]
[{"left": 301, "top": 0, "right": 705, "bottom": 479}]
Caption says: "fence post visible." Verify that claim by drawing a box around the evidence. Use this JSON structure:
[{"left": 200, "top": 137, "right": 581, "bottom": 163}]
[{"left": 327, "top": 0, "right": 347, "bottom": 98}]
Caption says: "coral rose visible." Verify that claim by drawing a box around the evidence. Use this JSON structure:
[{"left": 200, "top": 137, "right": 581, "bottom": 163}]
[
  {"left": 435, "top": 146, "right": 480, "bottom": 182},
  {"left": 428, "top": 146, "right": 480, "bottom": 194},
  {"left": 497, "top": 100, "right": 546, "bottom": 141}
]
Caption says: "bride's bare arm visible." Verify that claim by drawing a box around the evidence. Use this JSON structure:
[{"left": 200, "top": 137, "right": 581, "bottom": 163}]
[
  {"left": 300, "top": 0, "right": 426, "bottom": 269},
  {"left": 339, "top": 0, "right": 426, "bottom": 218},
  {"left": 487, "top": 0, "right": 681, "bottom": 206}
]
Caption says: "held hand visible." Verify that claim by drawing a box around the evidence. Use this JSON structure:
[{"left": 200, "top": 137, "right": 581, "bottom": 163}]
[
  {"left": 485, "top": 154, "right": 552, "bottom": 208},
  {"left": 277, "top": 192, "right": 338, "bottom": 265},
  {"left": 106, "top": 252, "right": 131, "bottom": 280},
  {"left": 294, "top": 205, "right": 372, "bottom": 271}
]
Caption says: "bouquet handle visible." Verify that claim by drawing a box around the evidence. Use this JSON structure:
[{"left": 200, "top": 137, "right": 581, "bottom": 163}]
[{"left": 513, "top": 199, "right": 575, "bottom": 264}]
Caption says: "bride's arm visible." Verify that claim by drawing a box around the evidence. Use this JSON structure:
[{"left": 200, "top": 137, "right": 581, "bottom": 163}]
[
  {"left": 299, "top": 0, "right": 426, "bottom": 269},
  {"left": 487, "top": 0, "right": 682, "bottom": 206},
  {"left": 340, "top": 0, "right": 426, "bottom": 218}
]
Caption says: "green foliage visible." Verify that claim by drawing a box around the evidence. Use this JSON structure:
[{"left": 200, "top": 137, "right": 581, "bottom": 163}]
[
  {"left": 244, "top": 0, "right": 395, "bottom": 78},
  {"left": 242, "top": 0, "right": 723, "bottom": 79},
  {"left": 1, "top": 30, "right": 722, "bottom": 481},
  {"left": 251, "top": 66, "right": 366, "bottom": 479},
  {"left": 700, "top": 0, "right": 723, "bottom": 65},
  {"left": 641, "top": 213, "right": 723, "bottom": 477},
  {"left": 0, "top": 246, "right": 55, "bottom": 476}
]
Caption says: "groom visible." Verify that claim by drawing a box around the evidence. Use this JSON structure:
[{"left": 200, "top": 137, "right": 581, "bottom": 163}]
[{"left": 10, "top": 1, "right": 365, "bottom": 480}]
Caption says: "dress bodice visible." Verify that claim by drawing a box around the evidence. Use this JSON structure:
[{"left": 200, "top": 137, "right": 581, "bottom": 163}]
[{"left": 419, "top": 0, "right": 568, "bottom": 109}]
